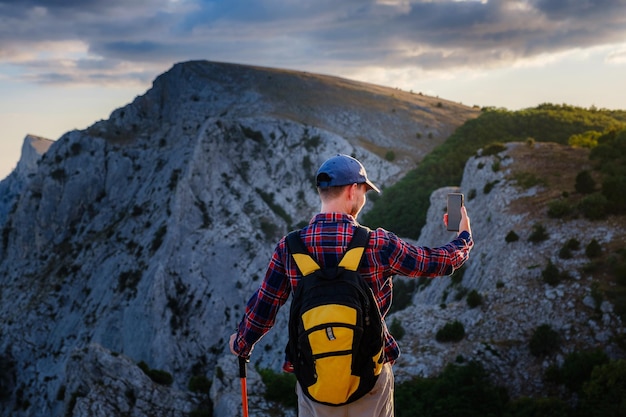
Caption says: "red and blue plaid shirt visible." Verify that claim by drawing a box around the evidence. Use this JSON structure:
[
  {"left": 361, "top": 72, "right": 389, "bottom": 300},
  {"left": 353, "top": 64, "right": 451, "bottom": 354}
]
[{"left": 234, "top": 212, "right": 473, "bottom": 364}]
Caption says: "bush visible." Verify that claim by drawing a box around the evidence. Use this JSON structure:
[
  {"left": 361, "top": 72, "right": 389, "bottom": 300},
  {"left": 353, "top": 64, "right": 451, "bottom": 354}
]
[
  {"left": 484, "top": 180, "right": 500, "bottom": 194},
  {"left": 586, "top": 239, "right": 602, "bottom": 258},
  {"left": 436, "top": 320, "right": 466, "bottom": 343},
  {"left": 505, "top": 230, "right": 519, "bottom": 243},
  {"left": 579, "top": 359, "right": 626, "bottom": 417},
  {"left": 566, "top": 238, "right": 581, "bottom": 250},
  {"left": 482, "top": 143, "right": 507, "bottom": 156},
  {"left": 389, "top": 279, "right": 417, "bottom": 314},
  {"left": 138, "top": 361, "right": 173, "bottom": 386},
  {"left": 529, "top": 324, "right": 560, "bottom": 357},
  {"left": 188, "top": 375, "right": 212, "bottom": 394},
  {"left": 547, "top": 199, "right": 574, "bottom": 218},
  {"left": 506, "top": 396, "right": 572, "bottom": 417},
  {"left": 579, "top": 193, "right": 609, "bottom": 220},
  {"left": 575, "top": 170, "right": 596, "bottom": 194},
  {"left": 558, "top": 246, "right": 573, "bottom": 259},
  {"left": 390, "top": 317, "right": 406, "bottom": 340},
  {"left": 395, "top": 361, "right": 508, "bottom": 417},
  {"left": 602, "top": 175, "right": 626, "bottom": 215},
  {"left": 553, "top": 349, "right": 610, "bottom": 393},
  {"left": 189, "top": 410, "right": 212, "bottom": 417},
  {"left": 542, "top": 260, "right": 561, "bottom": 286},
  {"left": 257, "top": 367, "right": 297, "bottom": 408},
  {"left": 528, "top": 223, "right": 549, "bottom": 243},
  {"left": 467, "top": 290, "right": 482, "bottom": 308}
]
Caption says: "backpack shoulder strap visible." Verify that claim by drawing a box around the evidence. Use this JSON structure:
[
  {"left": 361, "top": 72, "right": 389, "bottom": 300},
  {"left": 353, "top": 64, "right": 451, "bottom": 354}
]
[
  {"left": 286, "top": 230, "right": 320, "bottom": 276},
  {"left": 338, "top": 226, "right": 370, "bottom": 271},
  {"left": 287, "top": 226, "right": 370, "bottom": 275}
]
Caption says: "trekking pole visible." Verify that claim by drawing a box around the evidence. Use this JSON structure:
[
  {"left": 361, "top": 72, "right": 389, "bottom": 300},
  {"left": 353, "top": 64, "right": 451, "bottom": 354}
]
[{"left": 238, "top": 355, "right": 250, "bottom": 417}]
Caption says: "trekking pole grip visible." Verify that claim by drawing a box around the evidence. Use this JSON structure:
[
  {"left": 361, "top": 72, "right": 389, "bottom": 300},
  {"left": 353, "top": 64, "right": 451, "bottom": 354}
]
[{"left": 238, "top": 356, "right": 250, "bottom": 378}]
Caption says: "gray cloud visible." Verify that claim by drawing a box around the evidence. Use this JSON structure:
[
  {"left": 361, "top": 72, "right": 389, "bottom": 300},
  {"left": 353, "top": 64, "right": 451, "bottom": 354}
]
[{"left": 1, "top": 0, "right": 625, "bottom": 85}]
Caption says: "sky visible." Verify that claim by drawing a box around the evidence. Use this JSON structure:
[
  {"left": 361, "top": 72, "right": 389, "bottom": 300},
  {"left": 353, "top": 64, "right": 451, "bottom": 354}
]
[{"left": 1, "top": 0, "right": 625, "bottom": 180}]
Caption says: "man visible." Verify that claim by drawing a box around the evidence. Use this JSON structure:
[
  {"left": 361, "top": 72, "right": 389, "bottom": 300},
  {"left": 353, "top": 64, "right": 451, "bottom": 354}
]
[{"left": 230, "top": 153, "right": 473, "bottom": 416}]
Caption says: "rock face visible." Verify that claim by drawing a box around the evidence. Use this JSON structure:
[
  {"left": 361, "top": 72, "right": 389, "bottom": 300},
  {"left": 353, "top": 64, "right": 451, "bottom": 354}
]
[
  {"left": 390, "top": 142, "right": 625, "bottom": 396},
  {"left": 0, "top": 60, "right": 478, "bottom": 417},
  {"left": 0, "top": 61, "right": 623, "bottom": 417},
  {"left": 0, "top": 135, "right": 53, "bottom": 225}
]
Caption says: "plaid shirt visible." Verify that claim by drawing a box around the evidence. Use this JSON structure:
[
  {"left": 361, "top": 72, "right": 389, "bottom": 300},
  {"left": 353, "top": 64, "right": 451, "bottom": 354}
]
[{"left": 234, "top": 212, "right": 473, "bottom": 364}]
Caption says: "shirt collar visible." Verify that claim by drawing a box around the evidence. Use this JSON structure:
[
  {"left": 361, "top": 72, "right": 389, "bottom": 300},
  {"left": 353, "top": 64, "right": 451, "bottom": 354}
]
[{"left": 310, "top": 212, "right": 359, "bottom": 225}]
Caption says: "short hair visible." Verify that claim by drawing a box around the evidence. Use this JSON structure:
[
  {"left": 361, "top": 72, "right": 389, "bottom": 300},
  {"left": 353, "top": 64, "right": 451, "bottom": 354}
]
[{"left": 317, "top": 185, "right": 349, "bottom": 201}]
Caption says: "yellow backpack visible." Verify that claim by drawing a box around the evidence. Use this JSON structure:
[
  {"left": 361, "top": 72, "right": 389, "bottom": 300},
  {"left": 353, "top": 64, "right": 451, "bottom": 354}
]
[{"left": 286, "top": 226, "right": 384, "bottom": 406}]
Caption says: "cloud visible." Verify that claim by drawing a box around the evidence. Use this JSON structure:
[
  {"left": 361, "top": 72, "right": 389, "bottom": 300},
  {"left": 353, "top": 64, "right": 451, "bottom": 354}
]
[{"left": 1, "top": 0, "right": 625, "bottom": 86}]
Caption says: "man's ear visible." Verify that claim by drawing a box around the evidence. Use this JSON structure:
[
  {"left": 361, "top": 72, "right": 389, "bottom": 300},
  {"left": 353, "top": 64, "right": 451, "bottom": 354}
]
[{"left": 346, "top": 183, "right": 358, "bottom": 200}]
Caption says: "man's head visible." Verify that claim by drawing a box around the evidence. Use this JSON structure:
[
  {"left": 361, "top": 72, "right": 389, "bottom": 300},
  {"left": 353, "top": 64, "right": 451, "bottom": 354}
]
[
  {"left": 316, "top": 154, "right": 380, "bottom": 217},
  {"left": 316, "top": 154, "right": 380, "bottom": 193}
]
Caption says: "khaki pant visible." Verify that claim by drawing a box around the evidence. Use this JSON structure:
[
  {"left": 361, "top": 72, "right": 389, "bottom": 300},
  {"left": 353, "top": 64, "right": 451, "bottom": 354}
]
[{"left": 296, "top": 363, "right": 394, "bottom": 417}]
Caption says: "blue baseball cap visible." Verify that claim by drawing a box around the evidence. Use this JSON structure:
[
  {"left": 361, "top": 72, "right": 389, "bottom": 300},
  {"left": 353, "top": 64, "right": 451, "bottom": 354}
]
[{"left": 316, "top": 154, "right": 380, "bottom": 193}]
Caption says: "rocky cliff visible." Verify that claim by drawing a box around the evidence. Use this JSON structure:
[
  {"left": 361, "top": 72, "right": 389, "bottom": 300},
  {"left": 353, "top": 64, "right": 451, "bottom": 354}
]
[
  {"left": 0, "top": 60, "right": 479, "bottom": 417},
  {"left": 1, "top": 61, "right": 623, "bottom": 417}
]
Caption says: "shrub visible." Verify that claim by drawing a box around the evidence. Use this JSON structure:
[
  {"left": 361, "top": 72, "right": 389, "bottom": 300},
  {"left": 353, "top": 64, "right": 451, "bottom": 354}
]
[
  {"left": 579, "top": 359, "right": 626, "bottom": 417},
  {"left": 482, "top": 143, "right": 507, "bottom": 156},
  {"left": 506, "top": 396, "right": 572, "bottom": 417},
  {"left": 513, "top": 172, "right": 545, "bottom": 189},
  {"left": 559, "top": 246, "right": 573, "bottom": 260},
  {"left": 542, "top": 260, "right": 561, "bottom": 286},
  {"left": 565, "top": 238, "right": 581, "bottom": 250},
  {"left": 389, "top": 279, "right": 416, "bottom": 314},
  {"left": 395, "top": 361, "right": 508, "bottom": 417},
  {"left": 575, "top": 170, "right": 596, "bottom": 194},
  {"left": 257, "top": 367, "right": 297, "bottom": 408},
  {"left": 188, "top": 375, "right": 212, "bottom": 394},
  {"left": 467, "top": 290, "right": 482, "bottom": 308},
  {"left": 483, "top": 180, "right": 500, "bottom": 194},
  {"left": 586, "top": 239, "right": 602, "bottom": 258},
  {"left": 552, "top": 349, "right": 610, "bottom": 393},
  {"left": 505, "top": 230, "right": 519, "bottom": 243},
  {"left": 450, "top": 264, "right": 466, "bottom": 285},
  {"left": 579, "top": 193, "right": 609, "bottom": 220},
  {"left": 390, "top": 317, "right": 405, "bottom": 340},
  {"left": 189, "top": 410, "right": 212, "bottom": 417},
  {"left": 529, "top": 324, "right": 560, "bottom": 357},
  {"left": 528, "top": 223, "right": 549, "bottom": 243},
  {"left": 569, "top": 130, "right": 601, "bottom": 148},
  {"left": 547, "top": 199, "right": 574, "bottom": 218},
  {"left": 385, "top": 150, "right": 396, "bottom": 161},
  {"left": 436, "top": 320, "right": 466, "bottom": 343},
  {"left": 138, "top": 361, "right": 173, "bottom": 386},
  {"left": 602, "top": 175, "right": 626, "bottom": 215}
]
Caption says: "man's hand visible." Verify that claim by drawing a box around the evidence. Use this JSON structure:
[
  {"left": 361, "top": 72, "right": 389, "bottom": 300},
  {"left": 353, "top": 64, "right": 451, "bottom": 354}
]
[
  {"left": 444, "top": 206, "right": 471, "bottom": 237},
  {"left": 229, "top": 333, "right": 238, "bottom": 356}
]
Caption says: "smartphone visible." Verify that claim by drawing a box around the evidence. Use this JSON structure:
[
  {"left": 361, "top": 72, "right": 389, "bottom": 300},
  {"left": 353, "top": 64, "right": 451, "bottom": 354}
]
[{"left": 447, "top": 193, "right": 464, "bottom": 231}]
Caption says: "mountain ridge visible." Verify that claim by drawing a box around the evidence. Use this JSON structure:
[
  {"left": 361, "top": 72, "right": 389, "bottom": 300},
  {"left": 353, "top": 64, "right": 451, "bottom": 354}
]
[
  {"left": 0, "top": 60, "right": 478, "bottom": 417},
  {"left": 1, "top": 61, "right": 623, "bottom": 417}
]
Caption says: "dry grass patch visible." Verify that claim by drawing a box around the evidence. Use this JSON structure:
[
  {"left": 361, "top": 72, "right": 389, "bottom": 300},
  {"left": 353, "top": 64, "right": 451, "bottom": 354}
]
[{"left": 505, "top": 142, "right": 594, "bottom": 215}]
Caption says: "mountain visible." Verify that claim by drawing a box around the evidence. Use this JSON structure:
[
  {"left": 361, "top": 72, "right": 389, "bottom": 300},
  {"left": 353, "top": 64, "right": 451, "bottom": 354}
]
[
  {"left": 2, "top": 60, "right": 624, "bottom": 417},
  {"left": 0, "top": 60, "right": 479, "bottom": 417}
]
